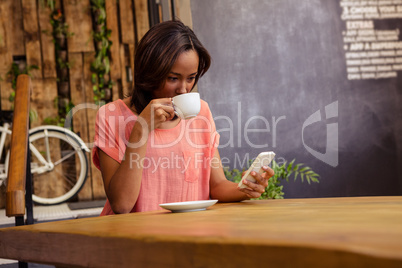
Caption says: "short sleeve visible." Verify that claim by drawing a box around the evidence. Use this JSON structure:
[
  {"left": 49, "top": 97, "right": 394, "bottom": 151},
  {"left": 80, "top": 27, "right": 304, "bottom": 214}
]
[{"left": 92, "top": 103, "right": 124, "bottom": 169}]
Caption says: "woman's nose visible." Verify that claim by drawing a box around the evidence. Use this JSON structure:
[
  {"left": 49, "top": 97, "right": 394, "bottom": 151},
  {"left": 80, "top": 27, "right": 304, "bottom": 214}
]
[{"left": 176, "top": 82, "right": 189, "bottom": 94}]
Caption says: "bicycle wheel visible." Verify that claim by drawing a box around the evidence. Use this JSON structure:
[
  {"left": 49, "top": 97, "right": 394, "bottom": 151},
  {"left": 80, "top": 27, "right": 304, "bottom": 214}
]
[
  {"left": 0, "top": 124, "right": 12, "bottom": 184},
  {"left": 28, "top": 128, "right": 88, "bottom": 205}
]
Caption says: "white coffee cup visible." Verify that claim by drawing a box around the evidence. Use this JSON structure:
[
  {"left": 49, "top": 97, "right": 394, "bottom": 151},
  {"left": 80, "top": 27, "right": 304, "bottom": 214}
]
[{"left": 172, "top": 93, "right": 201, "bottom": 119}]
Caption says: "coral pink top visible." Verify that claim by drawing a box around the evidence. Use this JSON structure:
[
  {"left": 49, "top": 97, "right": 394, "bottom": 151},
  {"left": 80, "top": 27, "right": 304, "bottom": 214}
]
[{"left": 93, "top": 99, "right": 219, "bottom": 214}]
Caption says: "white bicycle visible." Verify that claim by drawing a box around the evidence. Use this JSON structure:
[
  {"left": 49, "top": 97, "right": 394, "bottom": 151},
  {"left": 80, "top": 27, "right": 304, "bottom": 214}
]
[{"left": 0, "top": 119, "right": 90, "bottom": 205}]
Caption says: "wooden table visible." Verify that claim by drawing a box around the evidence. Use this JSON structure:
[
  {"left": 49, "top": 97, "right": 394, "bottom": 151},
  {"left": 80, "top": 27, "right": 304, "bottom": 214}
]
[{"left": 0, "top": 196, "right": 401, "bottom": 267}]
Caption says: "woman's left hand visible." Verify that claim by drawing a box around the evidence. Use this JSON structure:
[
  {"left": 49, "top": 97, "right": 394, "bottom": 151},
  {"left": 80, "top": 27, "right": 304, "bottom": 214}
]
[{"left": 237, "top": 166, "right": 275, "bottom": 198}]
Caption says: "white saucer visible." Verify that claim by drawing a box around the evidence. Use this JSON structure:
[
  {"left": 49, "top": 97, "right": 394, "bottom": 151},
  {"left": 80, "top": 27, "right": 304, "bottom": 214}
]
[{"left": 159, "top": 200, "right": 218, "bottom": 213}]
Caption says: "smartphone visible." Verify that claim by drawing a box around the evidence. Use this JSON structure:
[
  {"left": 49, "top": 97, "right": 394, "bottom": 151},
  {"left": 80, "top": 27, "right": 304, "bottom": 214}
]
[{"left": 238, "top": 152, "right": 275, "bottom": 189}]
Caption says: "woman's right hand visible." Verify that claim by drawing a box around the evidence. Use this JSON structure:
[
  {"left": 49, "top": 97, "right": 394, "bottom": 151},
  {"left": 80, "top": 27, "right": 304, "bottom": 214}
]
[{"left": 138, "top": 98, "right": 175, "bottom": 132}]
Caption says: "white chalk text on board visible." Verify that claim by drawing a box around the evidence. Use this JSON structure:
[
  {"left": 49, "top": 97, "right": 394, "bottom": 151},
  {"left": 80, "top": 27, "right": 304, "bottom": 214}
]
[{"left": 340, "top": 0, "right": 402, "bottom": 80}]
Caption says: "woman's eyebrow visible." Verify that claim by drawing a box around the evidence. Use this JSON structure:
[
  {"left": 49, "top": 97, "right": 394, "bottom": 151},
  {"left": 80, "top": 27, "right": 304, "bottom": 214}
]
[
  {"left": 169, "top": 72, "right": 198, "bottom": 76},
  {"left": 169, "top": 72, "right": 181, "bottom": 76}
]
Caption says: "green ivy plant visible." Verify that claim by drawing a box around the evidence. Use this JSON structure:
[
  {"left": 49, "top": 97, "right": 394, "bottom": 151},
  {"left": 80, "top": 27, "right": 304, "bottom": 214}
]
[
  {"left": 49, "top": 7, "right": 74, "bottom": 78},
  {"left": 40, "top": 0, "right": 75, "bottom": 126},
  {"left": 43, "top": 97, "right": 74, "bottom": 127},
  {"left": 39, "top": 0, "right": 55, "bottom": 10},
  {"left": 51, "top": 11, "right": 74, "bottom": 38},
  {"left": 224, "top": 159, "right": 320, "bottom": 199},
  {"left": 7, "top": 62, "right": 39, "bottom": 102},
  {"left": 57, "top": 57, "right": 71, "bottom": 69},
  {"left": 5, "top": 62, "right": 39, "bottom": 122},
  {"left": 90, "top": 0, "right": 113, "bottom": 104}
]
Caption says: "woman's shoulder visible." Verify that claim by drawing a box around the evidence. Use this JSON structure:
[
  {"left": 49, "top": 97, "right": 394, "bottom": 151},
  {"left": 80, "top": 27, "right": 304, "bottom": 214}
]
[
  {"left": 199, "top": 99, "right": 214, "bottom": 117},
  {"left": 200, "top": 99, "right": 211, "bottom": 112},
  {"left": 98, "top": 98, "right": 136, "bottom": 117}
]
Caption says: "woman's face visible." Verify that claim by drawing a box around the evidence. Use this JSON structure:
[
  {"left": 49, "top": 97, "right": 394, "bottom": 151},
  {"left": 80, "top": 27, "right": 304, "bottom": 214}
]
[{"left": 153, "top": 50, "right": 199, "bottom": 99}]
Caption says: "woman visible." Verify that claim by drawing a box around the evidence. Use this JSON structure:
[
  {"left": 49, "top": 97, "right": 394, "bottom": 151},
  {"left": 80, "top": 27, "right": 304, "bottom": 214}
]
[{"left": 93, "top": 20, "right": 274, "bottom": 215}]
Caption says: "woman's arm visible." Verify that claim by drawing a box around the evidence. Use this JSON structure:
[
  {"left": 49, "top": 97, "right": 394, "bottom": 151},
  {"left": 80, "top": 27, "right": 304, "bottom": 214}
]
[
  {"left": 98, "top": 122, "right": 147, "bottom": 214},
  {"left": 99, "top": 98, "right": 175, "bottom": 214},
  {"left": 209, "top": 149, "right": 274, "bottom": 201}
]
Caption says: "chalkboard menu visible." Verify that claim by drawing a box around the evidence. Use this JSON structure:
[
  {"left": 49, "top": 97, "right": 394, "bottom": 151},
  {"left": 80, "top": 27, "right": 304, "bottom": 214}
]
[{"left": 190, "top": 0, "right": 402, "bottom": 198}]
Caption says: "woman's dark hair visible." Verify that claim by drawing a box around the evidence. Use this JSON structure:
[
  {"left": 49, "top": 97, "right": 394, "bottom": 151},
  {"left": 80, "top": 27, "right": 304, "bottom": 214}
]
[{"left": 130, "top": 20, "right": 211, "bottom": 113}]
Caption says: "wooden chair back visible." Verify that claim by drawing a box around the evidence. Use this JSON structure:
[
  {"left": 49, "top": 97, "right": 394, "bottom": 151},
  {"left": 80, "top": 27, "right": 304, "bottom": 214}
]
[{"left": 6, "top": 74, "right": 32, "bottom": 217}]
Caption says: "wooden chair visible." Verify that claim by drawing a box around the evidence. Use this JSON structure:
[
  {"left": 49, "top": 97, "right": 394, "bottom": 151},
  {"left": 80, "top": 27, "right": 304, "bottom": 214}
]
[{"left": 5, "top": 74, "right": 33, "bottom": 268}]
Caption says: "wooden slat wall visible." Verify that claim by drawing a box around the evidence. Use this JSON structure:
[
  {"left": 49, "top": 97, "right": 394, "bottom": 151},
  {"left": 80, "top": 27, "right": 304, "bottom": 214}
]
[
  {"left": 0, "top": 0, "right": 14, "bottom": 111},
  {"left": 38, "top": 4, "right": 57, "bottom": 79},
  {"left": 30, "top": 79, "right": 58, "bottom": 128},
  {"left": 64, "top": 0, "right": 94, "bottom": 53},
  {"left": 68, "top": 52, "right": 92, "bottom": 200},
  {"left": 83, "top": 52, "right": 104, "bottom": 199},
  {"left": 176, "top": 0, "right": 193, "bottom": 29},
  {"left": 134, "top": 0, "right": 150, "bottom": 41},
  {"left": 21, "top": 0, "right": 42, "bottom": 79},
  {"left": 0, "top": 0, "right": 189, "bottom": 207},
  {"left": 10, "top": 0, "right": 25, "bottom": 56},
  {"left": 30, "top": 78, "right": 62, "bottom": 199},
  {"left": 119, "top": 0, "right": 136, "bottom": 44},
  {"left": 105, "top": 0, "right": 122, "bottom": 100},
  {"left": 64, "top": 0, "right": 95, "bottom": 201}
]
